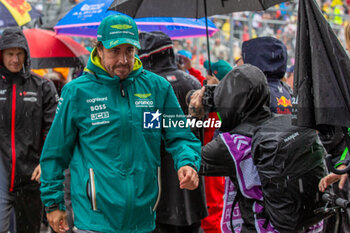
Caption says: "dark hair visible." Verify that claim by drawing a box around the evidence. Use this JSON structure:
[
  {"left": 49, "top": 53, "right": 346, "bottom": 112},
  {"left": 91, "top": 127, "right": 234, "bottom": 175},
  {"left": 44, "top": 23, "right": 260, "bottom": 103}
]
[{"left": 93, "top": 41, "right": 103, "bottom": 49}]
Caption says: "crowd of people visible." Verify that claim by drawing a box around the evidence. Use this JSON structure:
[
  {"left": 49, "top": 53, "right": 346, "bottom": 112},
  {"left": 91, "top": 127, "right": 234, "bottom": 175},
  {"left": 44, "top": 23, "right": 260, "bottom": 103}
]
[
  {"left": 0, "top": 4, "right": 350, "bottom": 233},
  {"left": 170, "top": 0, "right": 350, "bottom": 75}
]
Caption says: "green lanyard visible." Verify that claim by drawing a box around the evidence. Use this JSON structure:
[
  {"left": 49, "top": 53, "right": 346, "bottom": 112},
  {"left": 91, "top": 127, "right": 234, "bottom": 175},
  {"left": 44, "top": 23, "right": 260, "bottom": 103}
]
[{"left": 335, "top": 128, "right": 350, "bottom": 168}]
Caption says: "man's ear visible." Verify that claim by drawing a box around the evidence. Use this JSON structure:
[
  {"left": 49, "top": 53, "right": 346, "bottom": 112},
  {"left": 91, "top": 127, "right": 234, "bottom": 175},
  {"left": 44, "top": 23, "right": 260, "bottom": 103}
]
[{"left": 96, "top": 46, "right": 103, "bottom": 58}]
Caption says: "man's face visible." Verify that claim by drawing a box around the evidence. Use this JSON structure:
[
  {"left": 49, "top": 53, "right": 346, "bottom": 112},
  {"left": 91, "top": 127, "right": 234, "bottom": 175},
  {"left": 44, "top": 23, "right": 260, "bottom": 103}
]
[
  {"left": 2, "top": 48, "right": 26, "bottom": 73},
  {"left": 97, "top": 43, "right": 136, "bottom": 80}
]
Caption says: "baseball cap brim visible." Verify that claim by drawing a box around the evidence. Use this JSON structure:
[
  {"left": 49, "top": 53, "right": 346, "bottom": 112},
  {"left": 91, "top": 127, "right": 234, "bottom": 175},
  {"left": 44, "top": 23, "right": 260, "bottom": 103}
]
[{"left": 102, "top": 38, "right": 141, "bottom": 50}]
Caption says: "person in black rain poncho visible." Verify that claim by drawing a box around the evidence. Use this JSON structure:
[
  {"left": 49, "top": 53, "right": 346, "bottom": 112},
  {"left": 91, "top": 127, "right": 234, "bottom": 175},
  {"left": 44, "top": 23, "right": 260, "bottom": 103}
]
[{"left": 139, "top": 31, "right": 208, "bottom": 233}]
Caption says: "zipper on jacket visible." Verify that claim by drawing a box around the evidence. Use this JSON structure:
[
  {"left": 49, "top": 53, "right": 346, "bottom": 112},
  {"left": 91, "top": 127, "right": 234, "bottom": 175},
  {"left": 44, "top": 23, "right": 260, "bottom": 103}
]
[
  {"left": 152, "top": 167, "right": 161, "bottom": 211},
  {"left": 119, "top": 83, "right": 134, "bottom": 226},
  {"left": 89, "top": 168, "right": 98, "bottom": 211},
  {"left": 120, "top": 82, "right": 125, "bottom": 97},
  {"left": 10, "top": 84, "right": 16, "bottom": 192}
]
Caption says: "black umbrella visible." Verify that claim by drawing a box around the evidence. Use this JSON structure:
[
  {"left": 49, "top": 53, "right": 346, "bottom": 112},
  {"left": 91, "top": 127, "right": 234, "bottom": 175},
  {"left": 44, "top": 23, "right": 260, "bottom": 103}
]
[
  {"left": 108, "top": 0, "right": 289, "bottom": 74},
  {"left": 109, "top": 0, "right": 289, "bottom": 18},
  {"left": 294, "top": 0, "right": 350, "bottom": 174}
]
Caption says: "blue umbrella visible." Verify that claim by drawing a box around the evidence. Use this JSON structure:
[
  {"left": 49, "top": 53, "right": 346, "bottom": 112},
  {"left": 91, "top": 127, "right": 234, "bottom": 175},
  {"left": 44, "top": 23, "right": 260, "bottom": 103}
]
[
  {"left": 54, "top": 0, "right": 217, "bottom": 39},
  {"left": 0, "top": 0, "right": 42, "bottom": 28},
  {"left": 135, "top": 17, "right": 217, "bottom": 39}
]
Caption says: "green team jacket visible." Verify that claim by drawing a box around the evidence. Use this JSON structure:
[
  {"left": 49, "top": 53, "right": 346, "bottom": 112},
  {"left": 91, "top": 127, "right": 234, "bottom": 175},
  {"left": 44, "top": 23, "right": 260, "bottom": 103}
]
[{"left": 40, "top": 49, "right": 201, "bottom": 233}]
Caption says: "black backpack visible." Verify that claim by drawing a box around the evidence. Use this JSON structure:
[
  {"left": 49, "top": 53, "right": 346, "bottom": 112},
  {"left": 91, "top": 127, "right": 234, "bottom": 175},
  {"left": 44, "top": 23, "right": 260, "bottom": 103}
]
[{"left": 250, "top": 115, "right": 332, "bottom": 233}]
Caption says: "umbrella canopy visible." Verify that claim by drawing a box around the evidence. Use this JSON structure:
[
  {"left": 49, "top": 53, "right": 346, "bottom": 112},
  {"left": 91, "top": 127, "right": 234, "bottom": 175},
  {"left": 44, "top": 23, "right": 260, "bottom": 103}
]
[
  {"left": 54, "top": 0, "right": 116, "bottom": 38},
  {"left": 0, "top": 0, "right": 42, "bottom": 28},
  {"left": 294, "top": 0, "right": 350, "bottom": 130},
  {"left": 108, "top": 0, "right": 290, "bottom": 74},
  {"left": 54, "top": 0, "right": 217, "bottom": 39},
  {"left": 108, "top": 0, "right": 289, "bottom": 18},
  {"left": 23, "top": 28, "right": 90, "bottom": 69},
  {"left": 135, "top": 17, "right": 217, "bottom": 39}
]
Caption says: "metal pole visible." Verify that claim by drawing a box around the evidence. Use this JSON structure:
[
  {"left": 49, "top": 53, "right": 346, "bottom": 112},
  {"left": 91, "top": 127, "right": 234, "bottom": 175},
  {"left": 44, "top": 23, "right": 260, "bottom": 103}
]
[
  {"left": 248, "top": 12, "right": 253, "bottom": 39},
  {"left": 204, "top": 0, "right": 212, "bottom": 76},
  {"left": 229, "top": 13, "right": 234, "bottom": 65}
]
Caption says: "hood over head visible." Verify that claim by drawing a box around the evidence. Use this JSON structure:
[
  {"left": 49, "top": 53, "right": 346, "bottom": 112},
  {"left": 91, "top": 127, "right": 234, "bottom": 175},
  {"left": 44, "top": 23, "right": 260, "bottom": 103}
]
[
  {"left": 0, "top": 27, "right": 31, "bottom": 77},
  {"left": 138, "top": 31, "right": 177, "bottom": 73},
  {"left": 214, "top": 64, "right": 271, "bottom": 132},
  {"left": 242, "top": 37, "right": 287, "bottom": 80}
]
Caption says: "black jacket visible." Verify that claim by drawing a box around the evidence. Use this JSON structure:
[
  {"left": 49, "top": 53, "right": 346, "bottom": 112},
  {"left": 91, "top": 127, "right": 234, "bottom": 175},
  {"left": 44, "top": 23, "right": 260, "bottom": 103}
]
[
  {"left": 200, "top": 65, "right": 271, "bottom": 232},
  {"left": 0, "top": 27, "right": 58, "bottom": 191},
  {"left": 319, "top": 126, "right": 349, "bottom": 167},
  {"left": 139, "top": 31, "right": 207, "bottom": 226},
  {"left": 201, "top": 64, "right": 271, "bottom": 176}
]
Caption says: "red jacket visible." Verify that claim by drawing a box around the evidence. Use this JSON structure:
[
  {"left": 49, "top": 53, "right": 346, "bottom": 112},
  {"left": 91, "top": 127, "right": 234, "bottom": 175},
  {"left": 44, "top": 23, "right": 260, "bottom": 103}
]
[{"left": 188, "top": 67, "right": 206, "bottom": 86}]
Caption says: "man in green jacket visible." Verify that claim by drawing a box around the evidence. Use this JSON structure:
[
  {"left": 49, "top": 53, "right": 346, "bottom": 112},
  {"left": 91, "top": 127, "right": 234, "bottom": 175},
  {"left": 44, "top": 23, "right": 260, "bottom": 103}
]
[{"left": 40, "top": 14, "right": 202, "bottom": 233}]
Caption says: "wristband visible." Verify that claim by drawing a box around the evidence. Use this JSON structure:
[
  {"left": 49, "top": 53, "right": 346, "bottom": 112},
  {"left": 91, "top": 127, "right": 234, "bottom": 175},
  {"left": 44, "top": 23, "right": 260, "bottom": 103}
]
[{"left": 45, "top": 203, "right": 59, "bottom": 213}]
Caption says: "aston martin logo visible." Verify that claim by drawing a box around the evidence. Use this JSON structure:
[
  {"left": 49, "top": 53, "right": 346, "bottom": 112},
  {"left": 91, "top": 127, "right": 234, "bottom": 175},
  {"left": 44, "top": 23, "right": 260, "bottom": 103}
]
[
  {"left": 134, "top": 93, "right": 151, "bottom": 99},
  {"left": 111, "top": 24, "right": 133, "bottom": 30}
]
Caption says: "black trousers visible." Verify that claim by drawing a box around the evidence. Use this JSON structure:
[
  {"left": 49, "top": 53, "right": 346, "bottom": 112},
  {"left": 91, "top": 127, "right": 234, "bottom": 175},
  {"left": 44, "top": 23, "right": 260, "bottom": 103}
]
[
  {"left": 0, "top": 188, "right": 42, "bottom": 233},
  {"left": 151, "top": 222, "right": 203, "bottom": 233}
]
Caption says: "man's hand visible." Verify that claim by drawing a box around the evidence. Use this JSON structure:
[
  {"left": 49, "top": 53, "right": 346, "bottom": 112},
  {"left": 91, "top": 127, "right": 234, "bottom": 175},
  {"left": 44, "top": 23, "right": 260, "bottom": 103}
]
[
  {"left": 31, "top": 164, "right": 41, "bottom": 183},
  {"left": 206, "top": 74, "right": 219, "bottom": 85},
  {"left": 319, "top": 165, "right": 349, "bottom": 192},
  {"left": 178, "top": 165, "right": 199, "bottom": 190},
  {"left": 188, "top": 87, "right": 205, "bottom": 118},
  {"left": 47, "top": 210, "right": 69, "bottom": 233}
]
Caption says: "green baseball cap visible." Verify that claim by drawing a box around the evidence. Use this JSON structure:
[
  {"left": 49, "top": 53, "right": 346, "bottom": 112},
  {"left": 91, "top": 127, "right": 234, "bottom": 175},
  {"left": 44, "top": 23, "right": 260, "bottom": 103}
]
[
  {"left": 203, "top": 60, "right": 233, "bottom": 80},
  {"left": 97, "top": 14, "right": 140, "bottom": 49}
]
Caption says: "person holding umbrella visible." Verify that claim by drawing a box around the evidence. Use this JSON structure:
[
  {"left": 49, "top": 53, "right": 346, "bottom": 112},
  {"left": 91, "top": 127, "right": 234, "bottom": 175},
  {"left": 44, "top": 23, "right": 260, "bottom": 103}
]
[
  {"left": 40, "top": 14, "right": 201, "bottom": 233},
  {"left": 0, "top": 27, "right": 58, "bottom": 233}
]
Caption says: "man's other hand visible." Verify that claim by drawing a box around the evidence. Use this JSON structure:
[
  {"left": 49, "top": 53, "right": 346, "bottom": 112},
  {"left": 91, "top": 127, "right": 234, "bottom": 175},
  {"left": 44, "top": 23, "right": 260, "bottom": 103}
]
[
  {"left": 206, "top": 74, "right": 219, "bottom": 85},
  {"left": 319, "top": 164, "right": 349, "bottom": 192},
  {"left": 31, "top": 164, "right": 41, "bottom": 183},
  {"left": 189, "top": 87, "right": 205, "bottom": 118},
  {"left": 47, "top": 210, "right": 69, "bottom": 233},
  {"left": 178, "top": 165, "right": 199, "bottom": 190}
]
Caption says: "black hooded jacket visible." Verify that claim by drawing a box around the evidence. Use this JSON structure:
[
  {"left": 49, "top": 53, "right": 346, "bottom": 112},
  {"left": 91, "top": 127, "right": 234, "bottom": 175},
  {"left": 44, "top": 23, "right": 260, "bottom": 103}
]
[
  {"left": 139, "top": 31, "right": 201, "bottom": 111},
  {"left": 199, "top": 65, "right": 271, "bottom": 232},
  {"left": 139, "top": 31, "right": 207, "bottom": 226},
  {"left": 200, "top": 64, "right": 271, "bottom": 176},
  {"left": 0, "top": 27, "right": 58, "bottom": 192},
  {"left": 242, "top": 37, "right": 292, "bottom": 114}
]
